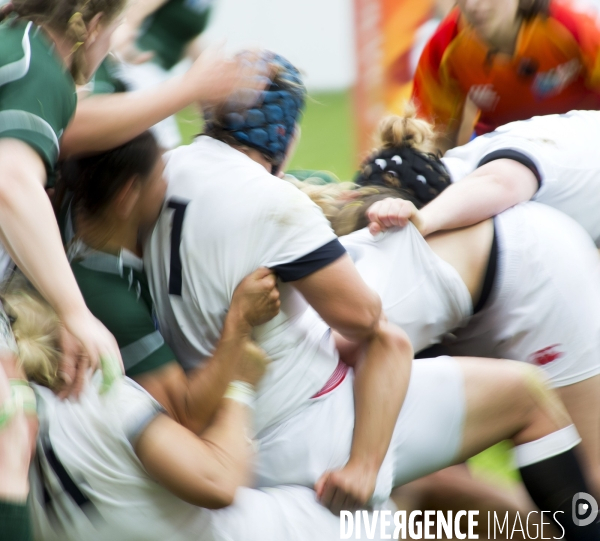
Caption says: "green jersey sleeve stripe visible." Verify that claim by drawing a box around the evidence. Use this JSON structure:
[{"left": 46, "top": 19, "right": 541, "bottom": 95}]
[
  {"left": 0, "top": 21, "right": 31, "bottom": 87},
  {"left": 0, "top": 109, "right": 59, "bottom": 159},
  {"left": 78, "top": 252, "right": 122, "bottom": 275},
  {"left": 121, "top": 331, "right": 166, "bottom": 371}
]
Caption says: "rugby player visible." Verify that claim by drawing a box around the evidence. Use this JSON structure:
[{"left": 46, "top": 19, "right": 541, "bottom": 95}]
[
  {"left": 133, "top": 51, "right": 599, "bottom": 537},
  {"left": 105, "top": 0, "right": 216, "bottom": 148},
  {"left": 327, "top": 111, "right": 600, "bottom": 490},
  {"left": 0, "top": 0, "right": 128, "bottom": 394},
  {"left": 413, "top": 0, "right": 600, "bottom": 151},
  {"left": 371, "top": 109, "right": 600, "bottom": 248},
  {"left": 9, "top": 265, "right": 598, "bottom": 540}
]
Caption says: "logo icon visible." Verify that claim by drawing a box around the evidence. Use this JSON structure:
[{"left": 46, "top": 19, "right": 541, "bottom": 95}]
[
  {"left": 528, "top": 344, "right": 563, "bottom": 366},
  {"left": 573, "top": 492, "right": 598, "bottom": 527}
]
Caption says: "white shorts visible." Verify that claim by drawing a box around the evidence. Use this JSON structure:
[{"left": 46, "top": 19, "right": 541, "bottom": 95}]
[
  {"left": 255, "top": 357, "right": 466, "bottom": 505},
  {"left": 117, "top": 61, "right": 183, "bottom": 149},
  {"left": 448, "top": 202, "right": 600, "bottom": 387}
]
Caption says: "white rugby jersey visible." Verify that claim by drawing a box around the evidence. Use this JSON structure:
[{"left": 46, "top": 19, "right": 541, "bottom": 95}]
[
  {"left": 145, "top": 136, "right": 342, "bottom": 433},
  {"left": 340, "top": 226, "right": 472, "bottom": 353},
  {"left": 28, "top": 378, "right": 358, "bottom": 541},
  {"left": 29, "top": 377, "right": 215, "bottom": 541},
  {"left": 442, "top": 110, "right": 600, "bottom": 246}
]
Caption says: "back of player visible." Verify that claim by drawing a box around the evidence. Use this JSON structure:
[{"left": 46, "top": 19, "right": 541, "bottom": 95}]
[
  {"left": 448, "top": 201, "right": 600, "bottom": 386},
  {"left": 340, "top": 226, "right": 472, "bottom": 353},
  {"left": 442, "top": 110, "right": 600, "bottom": 245}
]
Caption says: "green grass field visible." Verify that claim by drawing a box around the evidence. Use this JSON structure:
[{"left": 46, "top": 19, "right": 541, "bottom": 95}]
[
  {"left": 177, "top": 90, "right": 358, "bottom": 181},
  {"left": 177, "top": 90, "right": 518, "bottom": 489}
]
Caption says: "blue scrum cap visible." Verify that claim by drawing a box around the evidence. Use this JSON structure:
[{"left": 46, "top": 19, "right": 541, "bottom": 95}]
[{"left": 204, "top": 51, "right": 307, "bottom": 167}]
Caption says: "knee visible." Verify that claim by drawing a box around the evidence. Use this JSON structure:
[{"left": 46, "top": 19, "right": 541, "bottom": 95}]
[
  {"left": 378, "top": 321, "right": 414, "bottom": 360},
  {"left": 505, "top": 362, "right": 555, "bottom": 417}
]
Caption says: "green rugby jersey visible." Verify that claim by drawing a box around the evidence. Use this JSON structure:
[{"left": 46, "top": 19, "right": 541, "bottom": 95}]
[
  {"left": 137, "top": 0, "right": 214, "bottom": 70},
  {"left": 0, "top": 19, "right": 76, "bottom": 176},
  {"left": 69, "top": 240, "right": 175, "bottom": 377}
]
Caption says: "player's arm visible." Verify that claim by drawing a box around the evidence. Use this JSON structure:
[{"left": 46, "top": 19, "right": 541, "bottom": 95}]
[
  {"left": 0, "top": 140, "right": 121, "bottom": 390},
  {"left": 61, "top": 51, "right": 268, "bottom": 156},
  {"left": 291, "top": 254, "right": 413, "bottom": 513},
  {"left": 135, "top": 399, "right": 253, "bottom": 509},
  {"left": 135, "top": 347, "right": 267, "bottom": 509},
  {"left": 367, "top": 158, "right": 538, "bottom": 237},
  {"left": 551, "top": 2, "right": 600, "bottom": 92},
  {"left": 134, "top": 268, "right": 279, "bottom": 436}
]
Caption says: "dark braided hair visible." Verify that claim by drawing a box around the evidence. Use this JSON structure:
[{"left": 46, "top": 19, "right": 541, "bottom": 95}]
[
  {"left": 355, "top": 145, "right": 451, "bottom": 209},
  {"left": 355, "top": 107, "right": 452, "bottom": 208},
  {"left": 60, "top": 131, "right": 160, "bottom": 216}
]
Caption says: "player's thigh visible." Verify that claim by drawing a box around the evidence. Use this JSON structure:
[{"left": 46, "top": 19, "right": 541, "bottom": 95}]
[
  {"left": 556, "top": 375, "right": 600, "bottom": 487},
  {"left": 391, "top": 356, "right": 467, "bottom": 486},
  {"left": 455, "top": 357, "right": 565, "bottom": 461}
]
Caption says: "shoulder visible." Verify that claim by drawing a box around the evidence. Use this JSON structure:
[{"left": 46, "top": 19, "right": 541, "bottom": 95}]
[
  {"left": 547, "top": 0, "right": 600, "bottom": 44},
  {"left": 420, "top": 8, "right": 462, "bottom": 72},
  {"left": 109, "top": 378, "right": 165, "bottom": 444},
  {"left": 71, "top": 260, "right": 150, "bottom": 329}
]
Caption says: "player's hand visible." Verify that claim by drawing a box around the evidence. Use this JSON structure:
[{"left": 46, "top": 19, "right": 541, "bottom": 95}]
[
  {"left": 232, "top": 267, "right": 280, "bottom": 328},
  {"left": 315, "top": 462, "right": 378, "bottom": 515},
  {"left": 185, "top": 47, "right": 270, "bottom": 109},
  {"left": 60, "top": 311, "right": 124, "bottom": 396},
  {"left": 234, "top": 341, "right": 270, "bottom": 387},
  {"left": 366, "top": 198, "right": 425, "bottom": 235}
]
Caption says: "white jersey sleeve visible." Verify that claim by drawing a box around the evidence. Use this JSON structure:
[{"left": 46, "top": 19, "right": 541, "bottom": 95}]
[
  {"left": 441, "top": 110, "right": 600, "bottom": 246},
  {"left": 241, "top": 176, "right": 343, "bottom": 279}
]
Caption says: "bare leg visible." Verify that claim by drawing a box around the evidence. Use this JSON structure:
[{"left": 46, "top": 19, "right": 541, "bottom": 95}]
[
  {"left": 392, "top": 465, "right": 559, "bottom": 540},
  {"left": 392, "top": 358, "right": 576, "bottom": 540},
  {"left": 456, "top": 358, "right": 570, "bottom": 458},
  {"left": 556, "top": 375, "right": 600, "bottom": 496}
]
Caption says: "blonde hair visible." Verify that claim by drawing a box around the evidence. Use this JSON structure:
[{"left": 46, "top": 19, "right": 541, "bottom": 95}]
[
  {"left": 286, "top": 105, "right": 441, "bottom": 236},
  {"left": 376, "top": 103, "right": 438, "bottom": 155},
  {"left": 3, "top": 288, "right": 61, "bottom": 391},
  {"left": 285, "top": 177, "right": 403, "bottom": 238}
]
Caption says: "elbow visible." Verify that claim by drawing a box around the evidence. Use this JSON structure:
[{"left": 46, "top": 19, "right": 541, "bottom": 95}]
[
  {"left": 389, "top": 324, "right": 414, "bottom": 360},
  {"left": 198, "top": 484, "right": 236, "bottom": 509},
  {"left": 345, "top": 293, "right": 382, "bottom": 340},
  {"left": 373, "top": 321, "right": 414, "bottom": 364}
]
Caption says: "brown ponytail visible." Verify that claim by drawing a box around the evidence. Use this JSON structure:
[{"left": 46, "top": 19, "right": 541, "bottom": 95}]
[
  {"left": 377, "top": 103, "right": 438, "bottom": 155},
  {"left": 4, "top": 0, "right": 126, "bottom": 83}
]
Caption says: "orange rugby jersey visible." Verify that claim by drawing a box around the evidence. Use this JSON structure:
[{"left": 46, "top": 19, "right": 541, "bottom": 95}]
[{"left": 412, "top": 2, "right": 600, "bottom": 135}]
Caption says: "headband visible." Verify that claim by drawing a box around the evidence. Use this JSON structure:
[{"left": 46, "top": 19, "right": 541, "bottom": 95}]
[{"left": 355, "top": 146, "right": 452, "bottom": 208}]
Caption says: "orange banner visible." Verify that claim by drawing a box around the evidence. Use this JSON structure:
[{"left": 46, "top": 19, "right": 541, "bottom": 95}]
[{"left": 354, "top": 0, "right": 435, "bottom": 155}]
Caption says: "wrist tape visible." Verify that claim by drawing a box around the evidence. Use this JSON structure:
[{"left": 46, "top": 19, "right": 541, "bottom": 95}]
[{"left": 224, "top": 381, "right": 256, "bottom": 409}]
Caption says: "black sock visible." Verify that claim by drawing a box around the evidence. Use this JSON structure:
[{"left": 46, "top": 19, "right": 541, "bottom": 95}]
[{"left": 520, "top": 448, "right": 600, "bottom": 540}]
